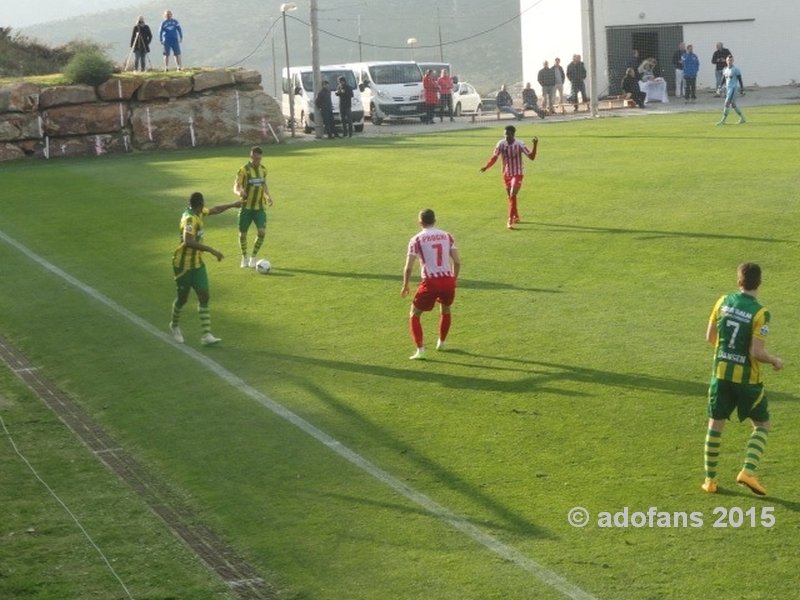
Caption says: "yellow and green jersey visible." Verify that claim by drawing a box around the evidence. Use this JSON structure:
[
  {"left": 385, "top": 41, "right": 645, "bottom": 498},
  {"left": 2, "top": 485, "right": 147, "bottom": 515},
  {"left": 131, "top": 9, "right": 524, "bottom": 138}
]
[
  {"left": 172, "top": 207, "right": 209, "bottom": 272},
  {"left": 709, "top": 292, "right": 770, "bottom": 384},
  {"left": 235, "top": 161, "right": 268, "bottom": 210}
]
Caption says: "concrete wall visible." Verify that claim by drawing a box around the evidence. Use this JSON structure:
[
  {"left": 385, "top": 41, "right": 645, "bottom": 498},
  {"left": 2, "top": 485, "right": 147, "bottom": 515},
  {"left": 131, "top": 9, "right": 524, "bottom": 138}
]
[{"left": 522, "top": 0, "right": 800, "bottom": 98}]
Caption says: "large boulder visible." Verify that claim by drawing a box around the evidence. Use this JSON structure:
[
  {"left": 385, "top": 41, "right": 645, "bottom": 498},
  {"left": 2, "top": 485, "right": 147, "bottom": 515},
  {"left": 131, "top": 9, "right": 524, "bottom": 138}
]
[
  {"left": 0, "top": 112, "right": 41, "bottom": 140},
  {"left": 97, "top": 77, "right": 145, "bottom": 101},
  {"left": 0, "top": 82, "right": 41, "bottom": 113},
  {"left": 193, "top": 70, "right": 236, "bottom": 93},
  {"left": 43, "top": 102, "right": 129, "bottom": 136},
  {"left": 39, "top": 85, "right": 97, "bottom": 108},
  {"left": 130, "top": 89, "right": 281, "bottom": 150},
  {"left": 136, "top": 78, "right": 194, "bottom": 101}
]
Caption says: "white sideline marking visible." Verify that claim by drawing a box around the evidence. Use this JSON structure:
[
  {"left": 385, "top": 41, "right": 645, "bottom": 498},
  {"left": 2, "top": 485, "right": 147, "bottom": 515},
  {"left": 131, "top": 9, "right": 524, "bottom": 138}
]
[{"left": 1, "top": 230, "right": 596, "bottom": 600}]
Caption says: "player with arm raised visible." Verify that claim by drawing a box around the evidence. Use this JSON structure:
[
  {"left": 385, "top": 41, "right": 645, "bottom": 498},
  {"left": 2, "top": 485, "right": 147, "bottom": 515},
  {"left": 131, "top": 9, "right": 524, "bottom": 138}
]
[
  {"left": 401, "top": 209, "right": 460, "bottom": 361},
  {"left": 480, "top": 125, "right": 538, "bottom": 229},
  {"left": 169, "top": 192, "right": 242, "bottom": 346}
]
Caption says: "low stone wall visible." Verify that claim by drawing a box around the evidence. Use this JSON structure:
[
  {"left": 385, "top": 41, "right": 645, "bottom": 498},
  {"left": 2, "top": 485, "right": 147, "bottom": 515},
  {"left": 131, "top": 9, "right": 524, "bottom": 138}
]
[{"left": 0, "top": 69, "right": 284, "bottom": 161}]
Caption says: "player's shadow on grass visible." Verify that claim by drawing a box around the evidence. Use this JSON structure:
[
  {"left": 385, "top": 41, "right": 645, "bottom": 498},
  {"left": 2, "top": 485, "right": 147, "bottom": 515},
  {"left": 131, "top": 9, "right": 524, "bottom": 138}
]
[
  {"left": 278, "top": 267, "right": 561, "bottom": 294},
  {"left": 276, "top": 369, "right": 557, "bottom": 541},
  {"left": 534, "top": 221, "right": 794, "bottom": 244}
]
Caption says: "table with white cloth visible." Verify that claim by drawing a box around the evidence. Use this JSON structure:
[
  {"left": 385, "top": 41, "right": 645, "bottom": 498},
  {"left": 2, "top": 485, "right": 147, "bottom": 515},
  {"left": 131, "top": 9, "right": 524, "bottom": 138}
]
[{"left": 639, "top": 78, "right": 669, "bottom": 104}]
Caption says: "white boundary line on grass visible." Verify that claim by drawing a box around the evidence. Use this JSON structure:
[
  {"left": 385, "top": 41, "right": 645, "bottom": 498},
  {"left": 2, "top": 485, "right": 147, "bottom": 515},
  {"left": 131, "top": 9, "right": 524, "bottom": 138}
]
[{"left": 1, "top": 230, "right": 597, "bottom": 600}]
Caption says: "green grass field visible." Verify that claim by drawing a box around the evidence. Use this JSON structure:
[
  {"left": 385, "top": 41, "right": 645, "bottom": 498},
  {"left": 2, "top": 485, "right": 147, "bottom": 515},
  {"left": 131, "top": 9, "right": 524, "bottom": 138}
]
[{"left": 2, "top": 106, "right": 799, "bottom": 600}]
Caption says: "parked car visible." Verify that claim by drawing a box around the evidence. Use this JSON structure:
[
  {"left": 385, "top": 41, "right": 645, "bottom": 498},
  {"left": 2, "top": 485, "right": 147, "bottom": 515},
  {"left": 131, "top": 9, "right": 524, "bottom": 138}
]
[{"left": 452, "top": 81, "right": 482, "bottom": 115}]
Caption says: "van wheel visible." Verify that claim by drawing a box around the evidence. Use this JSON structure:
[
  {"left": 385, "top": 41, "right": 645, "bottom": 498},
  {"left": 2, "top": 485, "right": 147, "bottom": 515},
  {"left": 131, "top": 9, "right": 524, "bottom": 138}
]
[
  {"left": 355, "top": 124, "right": 364, "bottom": 132},
  {"left": 454, "top": 102, "right": 462, "bottom": 117},
  {"left": 302, "top": 113, "right": 313, "bottom": 134},
  {"left": 370, "top": 104, "right": 383, "bottom": 125}
]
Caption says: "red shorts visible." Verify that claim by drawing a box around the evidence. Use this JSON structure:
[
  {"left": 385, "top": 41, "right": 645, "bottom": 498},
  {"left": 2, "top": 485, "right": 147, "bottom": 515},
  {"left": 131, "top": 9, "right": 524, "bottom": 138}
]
[
  {"left": 413, "top": 276, "right": 456, "bottom": 312},
  {"left": 504, "top": 174, "right": 524, "bottom": 190}
]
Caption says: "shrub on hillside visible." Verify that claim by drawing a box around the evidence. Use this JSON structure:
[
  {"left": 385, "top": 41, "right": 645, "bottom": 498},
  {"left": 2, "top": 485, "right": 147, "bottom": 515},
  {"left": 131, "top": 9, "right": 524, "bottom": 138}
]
[{"left": 63, "top": 49, "right": 114, "bottom": 86}]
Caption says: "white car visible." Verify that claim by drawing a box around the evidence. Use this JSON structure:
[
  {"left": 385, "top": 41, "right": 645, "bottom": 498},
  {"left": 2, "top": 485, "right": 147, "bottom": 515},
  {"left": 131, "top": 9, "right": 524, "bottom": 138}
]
[{"left": 452, "top": 82, "right": 482, "bottom": 116}]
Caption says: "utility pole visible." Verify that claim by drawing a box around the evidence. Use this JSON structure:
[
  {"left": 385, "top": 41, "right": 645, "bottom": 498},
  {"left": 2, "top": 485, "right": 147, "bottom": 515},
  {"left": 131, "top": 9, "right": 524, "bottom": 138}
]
[
  {"left": 310, "top": 0, "right": 323, "bottom": 139},
  {"left": 437, "top": 8, "right": 444, "bottom": 62},
  {"left": 358, "top": 15, "right": 363, "bottom": 62}
]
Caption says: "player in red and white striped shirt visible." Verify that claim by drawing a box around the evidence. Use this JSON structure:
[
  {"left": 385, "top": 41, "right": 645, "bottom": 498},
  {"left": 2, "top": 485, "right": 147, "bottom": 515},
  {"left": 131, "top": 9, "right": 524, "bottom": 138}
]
[
  {"left": 401, "top": 209, "right": 461, "bottom": 360},
  {"left": 480, "top": 125, "right": 538, "bottom": 229}
]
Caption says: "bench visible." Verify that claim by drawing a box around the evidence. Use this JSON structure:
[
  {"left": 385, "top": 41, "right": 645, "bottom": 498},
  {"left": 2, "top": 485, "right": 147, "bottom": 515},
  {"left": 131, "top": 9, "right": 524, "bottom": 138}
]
[{"left": 600, "top": 95, "right": 637, "bottom": 109}]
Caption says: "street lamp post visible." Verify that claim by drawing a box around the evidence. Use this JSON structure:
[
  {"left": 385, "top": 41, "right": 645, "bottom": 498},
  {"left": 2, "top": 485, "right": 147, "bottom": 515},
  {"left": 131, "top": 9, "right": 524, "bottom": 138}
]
[
  {"left": 281, "top": 3, "right": 298, "bottom": 137},
  {"left": 407, "top": 38, "right": 417, "bottom": 61}
]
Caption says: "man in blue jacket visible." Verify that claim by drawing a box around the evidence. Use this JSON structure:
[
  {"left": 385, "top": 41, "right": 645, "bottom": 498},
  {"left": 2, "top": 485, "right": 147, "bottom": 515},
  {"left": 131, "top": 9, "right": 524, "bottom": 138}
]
[
  {"left": 682, "top": 44, "right": 700, "bottom": 103},
  {"left": 159, "top": 9, "right": 183, "bottom": 71}
]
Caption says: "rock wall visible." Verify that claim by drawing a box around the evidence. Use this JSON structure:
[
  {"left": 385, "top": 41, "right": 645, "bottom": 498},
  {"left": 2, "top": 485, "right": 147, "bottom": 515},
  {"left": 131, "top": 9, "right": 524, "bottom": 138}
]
[{"left": 0, "top": 69, "right": 285, "bottom": 161}]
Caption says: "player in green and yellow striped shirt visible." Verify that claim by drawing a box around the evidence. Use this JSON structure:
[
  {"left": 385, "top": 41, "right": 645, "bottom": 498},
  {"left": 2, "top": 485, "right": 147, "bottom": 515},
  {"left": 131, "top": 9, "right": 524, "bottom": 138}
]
[
  {"left": 234, "top": 146, "right": 274, "bottom": 269},
  {"left": 702, "top": 263, "right": 783, "bottom": 496},
  {"left": 169, "top": 192, "right": 242, "bottom": 346}
]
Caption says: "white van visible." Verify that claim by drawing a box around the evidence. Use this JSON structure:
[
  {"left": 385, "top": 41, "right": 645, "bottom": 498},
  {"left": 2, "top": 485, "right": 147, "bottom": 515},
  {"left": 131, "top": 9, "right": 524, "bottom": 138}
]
[
  {"left": 281, "top": 65, "right": 365, "bottom": 134},
  {"left": 347, "top": 61, "right": 424, "bottom": 125}
]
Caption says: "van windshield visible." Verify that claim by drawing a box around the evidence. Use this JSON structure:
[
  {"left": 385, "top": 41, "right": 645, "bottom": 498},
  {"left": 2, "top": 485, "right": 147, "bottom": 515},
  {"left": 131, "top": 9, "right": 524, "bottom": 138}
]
[
  {"left": 367, "top": 64, "right": 422, "bottom": 85},
  {"left": 300, "top": 69, "right": 357, "bottom": 92}
]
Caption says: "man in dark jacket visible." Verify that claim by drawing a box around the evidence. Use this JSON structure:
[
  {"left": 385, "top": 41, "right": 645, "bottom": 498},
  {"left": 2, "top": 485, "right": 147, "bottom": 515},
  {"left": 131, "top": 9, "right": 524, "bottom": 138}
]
[
  {"left": 130, "top": 16, "right": 153, "bottom": 72},
  {"left": 335, "top": 75, "right": 354, "bottom": 137},
  {"left": 537, "top": 61, "right": 556, "bottom": 114},
  {"left": 566, "top": 54, "right": 589, "bottom": 111},
  {"left": 315, "top": 80, "right": 339, "bottom": 138}
]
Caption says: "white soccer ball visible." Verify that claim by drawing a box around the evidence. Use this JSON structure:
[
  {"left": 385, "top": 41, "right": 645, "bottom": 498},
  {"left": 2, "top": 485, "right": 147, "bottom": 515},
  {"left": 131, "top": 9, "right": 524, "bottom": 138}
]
[{"left": 255, "top": 259, "right": 272, "bottom": 274}]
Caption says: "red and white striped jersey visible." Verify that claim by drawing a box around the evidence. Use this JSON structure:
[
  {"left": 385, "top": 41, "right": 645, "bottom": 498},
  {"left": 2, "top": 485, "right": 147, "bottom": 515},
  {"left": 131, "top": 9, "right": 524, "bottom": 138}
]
[
  {"left": 492, "top": 139, "right": 532, "bottom": 177},
  {"left": 407, "top": 227, "right": 457, "bottom": 280}
]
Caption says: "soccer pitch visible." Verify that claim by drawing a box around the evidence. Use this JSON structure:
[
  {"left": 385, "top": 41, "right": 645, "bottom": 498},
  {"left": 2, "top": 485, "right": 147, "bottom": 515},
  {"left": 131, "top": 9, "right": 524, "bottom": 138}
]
[{"left": 2, "top": 105, "right": 799, "bottom": 599}]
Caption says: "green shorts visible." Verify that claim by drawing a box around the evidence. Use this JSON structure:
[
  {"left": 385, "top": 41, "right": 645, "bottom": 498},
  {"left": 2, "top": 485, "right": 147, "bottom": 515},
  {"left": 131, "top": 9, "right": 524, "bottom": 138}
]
[
  {"left": 238, "top": 207, "right": 267, "bottom": 232},
  {"left": 707, "top": 378, "right": 770, "bottom": 422},
  {"left": 174, "top": 263, "right": 209, "bottom": 295}
]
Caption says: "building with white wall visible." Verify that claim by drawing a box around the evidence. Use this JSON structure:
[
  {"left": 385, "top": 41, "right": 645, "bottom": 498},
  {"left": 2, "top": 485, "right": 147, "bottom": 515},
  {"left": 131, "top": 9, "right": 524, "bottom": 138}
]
[{"left": 521, "top": 1, "right": 799, "bottom": 98}]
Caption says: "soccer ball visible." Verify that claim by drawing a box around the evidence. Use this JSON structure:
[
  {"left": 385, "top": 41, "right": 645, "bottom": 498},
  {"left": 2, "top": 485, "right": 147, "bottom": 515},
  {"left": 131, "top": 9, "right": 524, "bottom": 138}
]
[{"left": 255, "top": 259, "right": 272, "bottom": 274}]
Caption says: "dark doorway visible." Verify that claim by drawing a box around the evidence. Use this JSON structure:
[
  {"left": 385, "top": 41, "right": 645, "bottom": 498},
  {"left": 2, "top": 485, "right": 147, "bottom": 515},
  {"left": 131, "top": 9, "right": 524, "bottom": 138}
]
[{"left": 606, "top": 25, "right": 683, "bottom": 96}]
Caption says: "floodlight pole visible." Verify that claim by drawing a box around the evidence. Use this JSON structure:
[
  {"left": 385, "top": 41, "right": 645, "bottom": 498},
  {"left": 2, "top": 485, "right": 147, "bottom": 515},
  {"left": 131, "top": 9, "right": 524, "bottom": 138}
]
[{"left": 281, "top": 3, "right": 298, "bottom": 137}]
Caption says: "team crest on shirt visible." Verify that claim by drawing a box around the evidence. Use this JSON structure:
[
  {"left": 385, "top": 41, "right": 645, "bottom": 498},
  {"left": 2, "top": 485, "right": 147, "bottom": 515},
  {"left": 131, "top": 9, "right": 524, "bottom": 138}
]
[{"left": 760, "top": 324, "right": 769, "bottom": 336}]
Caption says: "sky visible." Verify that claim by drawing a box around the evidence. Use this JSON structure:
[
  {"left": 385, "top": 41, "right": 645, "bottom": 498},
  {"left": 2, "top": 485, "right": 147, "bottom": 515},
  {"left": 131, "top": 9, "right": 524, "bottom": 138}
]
[{"left": 3, "top": 0, "right": 141, "bottom": 28}]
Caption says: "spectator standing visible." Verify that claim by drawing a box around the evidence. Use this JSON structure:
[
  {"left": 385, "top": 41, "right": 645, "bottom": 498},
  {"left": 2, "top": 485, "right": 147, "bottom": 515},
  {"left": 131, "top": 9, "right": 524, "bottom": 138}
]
[
  {"left": 717, "top": 54, "right": 746, "bottom": 125},
  {"left": 159, "top": 9, "right": 183, "bottom": 71},
  {"left": 626, "top": 49, "right": 640, "bottom": 71},
  {"left": 233, "top": 146, "right": 274, "bottom": 268},
  {"left": 566, "top": 54, "right": 589, "bottom": 111},
  {"left": 682, "top": 44, "right": 700, "bottom": 103},
  {"left": 537, "top": 60, "right": 556, "bottom": 114},
  {"left": 335, "top": 75, "right": 354, "bottom": 137},
  {"left": 401, "top": 209, "right": 461, "bottom": 361},
  {"left": 621, "top": 68, "right": 645, "bottom": 108},
  {"left": 521, "top": 82, "right": 546, "bottom": 119},
  {"left": 422, "top": 69, "right": 439, "bottom": 124},
  {"left": 701, "top": 262, "right": 783, "bottom": 496},
  {"left": 711, "top": 42, "right": 732, "bottom": 96},
  {"left": 130, "top": 16, "right": 152, "bottom": 72},
  {"left": 315, "top": 80, "right": 339, "bottom": 138},
  {"left": 437, "top": 69, "right": 454, "bottom": 122},
  {"left": 495, "top": 85, "right": 522, "bottom": 121},
  {"left": 552, "top": 57, "right": 566, "bottom": 106},
  {"left": 169, "top": 192, "right": 242, "bottom": 346},
  {"left": 672, "top": 42, "right": 686, "bottom": 98},
  {"left": 480, "top": 125, "right": 538, "bottom": 229}
]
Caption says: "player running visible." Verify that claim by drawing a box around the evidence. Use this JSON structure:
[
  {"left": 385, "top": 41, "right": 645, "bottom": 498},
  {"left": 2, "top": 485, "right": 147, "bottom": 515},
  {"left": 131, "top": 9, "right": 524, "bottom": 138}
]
[{"left": 480, "top": 125, "right": 539, "bottom": 229}]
